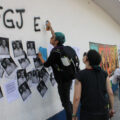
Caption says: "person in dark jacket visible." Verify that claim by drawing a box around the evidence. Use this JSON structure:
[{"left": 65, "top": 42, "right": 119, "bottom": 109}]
[
  {"left": 72, "top": 50, "right": 115, "bottom": 120},
  {"left": 38, "top": 21, "right": 73, "bottom": 120}
]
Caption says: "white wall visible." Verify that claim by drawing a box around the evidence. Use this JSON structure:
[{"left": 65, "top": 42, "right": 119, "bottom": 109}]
[{"left": 0, "top": 0, "right": 120, "bottom": 120}]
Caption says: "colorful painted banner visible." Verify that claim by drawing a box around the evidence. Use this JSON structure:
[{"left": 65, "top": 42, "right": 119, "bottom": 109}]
[{"left": 89, "top": 42, "right": 119, "bottom": 75}]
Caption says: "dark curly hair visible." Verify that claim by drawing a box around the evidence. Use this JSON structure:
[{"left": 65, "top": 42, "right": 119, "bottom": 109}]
[
  {"left": 83, "top": 52, "right": 87, "bottom": 57},
  {"left": 87, "top": 50, "right": 101, "bottom": 66}
]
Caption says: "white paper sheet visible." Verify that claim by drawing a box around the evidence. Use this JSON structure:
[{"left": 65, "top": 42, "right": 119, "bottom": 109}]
[
  {"left": 47, "top": 44, "right": 53, "bottom": 57},
  {"left": 4, "top": 80, "right": 19, "bottom": 103},
  {"left": 72, "top": 47, "right": 80, "bottom": 58}
]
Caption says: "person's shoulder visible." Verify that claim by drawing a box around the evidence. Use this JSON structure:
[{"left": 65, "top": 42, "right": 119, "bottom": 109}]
[
  {"left": 100, "top": 68, "right": 107, "bottom": 74},
  {"left": 51, "top": 47, "right": 59, "bottom": 52},
  {"left": 100, "top": 68, "right": 108, "bottom": 78},
  {"left": 50, "top": 47, "right": 60, "bottom": 55},
  {"left": 75, "top": 69, "right": 86, "bottom": 81},
  {"left": 79, "top": 69, "right": 89, "bottom": 74}
]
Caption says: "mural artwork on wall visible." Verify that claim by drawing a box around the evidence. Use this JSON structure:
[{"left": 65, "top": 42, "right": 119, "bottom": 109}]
[{"left": 89, "top": 42, "right": 119, "bottom": 75}]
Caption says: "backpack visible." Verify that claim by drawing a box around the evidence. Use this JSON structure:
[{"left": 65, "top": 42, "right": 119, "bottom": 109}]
[{"left": 53, "top": 46, "right": 80, "bottom": 79}]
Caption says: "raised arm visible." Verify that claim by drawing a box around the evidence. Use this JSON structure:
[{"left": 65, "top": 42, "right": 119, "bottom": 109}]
[
  {"left": 46, "top": 20, "right": 55, "bottom": 38},
  {"left": 38, "top": 20, "right": 55, "bottom": 64}
]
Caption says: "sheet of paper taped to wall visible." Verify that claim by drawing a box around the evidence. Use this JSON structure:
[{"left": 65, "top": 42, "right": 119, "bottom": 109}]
[
  {"left": 4, "top": 80, "right": 20, "bottom": 103},
  {"left": 72, "top": 47, "right": 80, "bottom": 58},
  {"left": 47, "top": 44, "right": 53, "bottom": 57}
]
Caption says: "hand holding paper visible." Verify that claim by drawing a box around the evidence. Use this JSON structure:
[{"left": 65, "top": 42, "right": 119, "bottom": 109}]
[
  {"left": 38, "top": 50, "right": 46, "bottom": 64},
  {"left": 38, "top": 52, "right": 42, "bottom": 58}
]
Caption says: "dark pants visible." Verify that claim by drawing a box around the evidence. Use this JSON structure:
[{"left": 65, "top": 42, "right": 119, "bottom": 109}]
[
  {"left": 80, "top": 111, "right": 109, "bottom": 120},
  {"left": 58, "top": 81, "right": 72, "bottom": 120}
]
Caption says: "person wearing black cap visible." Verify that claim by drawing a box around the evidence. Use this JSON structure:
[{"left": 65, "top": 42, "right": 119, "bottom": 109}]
[
  {"left": 38, "top": 21, "right": 73, "bottom": 120},
  {"left": 72, "top": 50, "right": 115, "bottom": 120}
]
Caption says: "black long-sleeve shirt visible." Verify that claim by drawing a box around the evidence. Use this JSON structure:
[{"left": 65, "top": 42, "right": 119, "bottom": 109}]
[{"left": 44, "top": 45, "right": 73, "bottom": 84}]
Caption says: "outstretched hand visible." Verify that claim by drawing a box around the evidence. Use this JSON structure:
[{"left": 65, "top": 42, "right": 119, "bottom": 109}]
[
  {"left": 46, "top": 20, "right": 52, "bottom": 30},
  {"left": 38, "top": 52, "right": 42, "bottom": 58},
  {"left": 38, "top": 52, "right": 45, "bottom": 64}
]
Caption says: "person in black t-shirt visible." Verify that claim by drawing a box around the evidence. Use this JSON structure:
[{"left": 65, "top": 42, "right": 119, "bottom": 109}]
[
  {"left": 72, "top": 50, "right": 115, "bottom": 120},
  {"left": 38, "top": 21, "right": 73, "bottom": 120}
]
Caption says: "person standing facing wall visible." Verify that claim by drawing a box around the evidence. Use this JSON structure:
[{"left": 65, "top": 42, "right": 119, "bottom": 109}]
[
  {"left": 38, "top": 21, "right": 80, "bottom": 120},
  {"left": 72, "top": 50, "right": 115, "bottom": 120}
]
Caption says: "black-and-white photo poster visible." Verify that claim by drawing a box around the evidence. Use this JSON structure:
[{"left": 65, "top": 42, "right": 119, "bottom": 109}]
[
  {"left": 18, "top": 57, "right": 30, "bottom": 69},
  {"left": 19, "top": 82, "right": 31, "bottom": 101},
  {"left": 32, "top": 69, "right": 40, "bottom": 84},
  {"left": 0, "top": 86, "right": 3, "bottom": 99},
  {"left": 0, "top": 37, "right": 10, "bottom": 56},
  {"left": 0, "top": 65, "right": 4, "bottom": 78},
  {"left": 17, "top": 69, "right": 26, "bottom": 86},
  {"left": 37, "top": 81, "right": 48, "bottom": 97},
  {"left": 12, "top": 40, "right": 24, "bottom": 57},
  {"left": 1, "top": 57, "right": 17, "bottom": 76},
  {"left": 26, "top": 71, "right": 33, "bottom": 87},
  {"left": 0, "top": 59, "right": 4, "bottom": 78},
  {"left": 33, "top": 54, "right": 43, "bottom": 68},
  {"left": 48, "top": 67, "right": 52, "bottom": 72},
  {"left": 50, "top": 73, "right": 56, "bottom": 86},
  {"left": 27, "top": 41, "right": 36, "bottom": 56},
  {"left": 40, "top": 67, "right": 49, "bottom": 83}
]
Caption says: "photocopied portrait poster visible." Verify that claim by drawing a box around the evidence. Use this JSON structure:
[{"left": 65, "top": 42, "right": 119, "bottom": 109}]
[
  {"left": 0, "top": 64, "right": 4, "bottom": 79},
  {"left": 50, "top": 73, "right": 56, "bottom": 86},
  {"left": 27, "top": 41, "right": 36, "bottom": 56},
  {"left": 37, "top": 81, "right": 48, "bottom": 97},
  {"left": 12, "top": 40, "right": 24, "bottom": 58},
  {"left": 1, "top": 57, "right": 17, "bottom": 76},
  {"left": 0, "top": 37, "right": 10, "bottom": 58},
  {"left": 4, "top": 80, "right": 20, "bottom": 103},
  {"left": 0, "top": 86, "right": 4, "bottom": 99},
  {"left": 18, "top": 82, "right": 31, "bottom": 101},
  {"left": 33, "top": 54, "right": 43, "bottom": 69}
]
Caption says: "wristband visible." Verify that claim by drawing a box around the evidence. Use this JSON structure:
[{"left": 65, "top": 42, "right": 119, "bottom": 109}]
[{"left": 72, "top": 114, "right": 77, "bottom": 117}]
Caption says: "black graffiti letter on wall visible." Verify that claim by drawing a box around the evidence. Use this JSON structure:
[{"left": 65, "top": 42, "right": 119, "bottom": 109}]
[
  {"left": 16, "top": 9, "right": 25, "bottom": 29},
  {"left": 34, "top": 17, "right": 41, "bottom": 32},
  {"left": 3, "top": 9, "right": 15, "bottom": 28},
  {"left": 0, "top": 6, "right": 3, "bottom": 10},
  {"left": 0, "top": 6, "right": 3, "bottom": 18}
]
